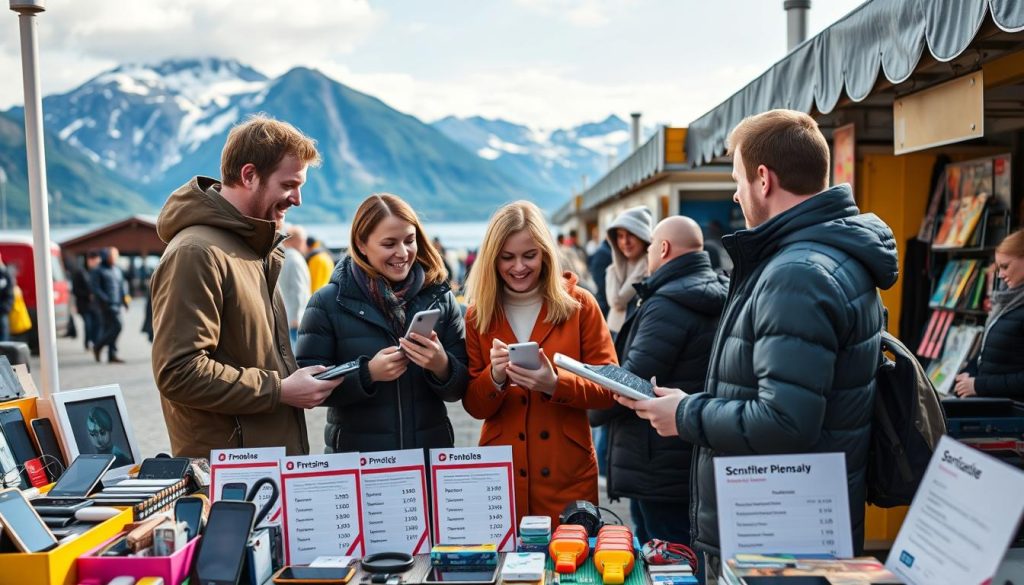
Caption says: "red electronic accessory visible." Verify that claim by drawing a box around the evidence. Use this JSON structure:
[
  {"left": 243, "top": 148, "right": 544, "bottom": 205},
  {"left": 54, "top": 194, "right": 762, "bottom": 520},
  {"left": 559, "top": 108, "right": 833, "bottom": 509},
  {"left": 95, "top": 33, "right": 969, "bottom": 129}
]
[{"left": 24, "top": 458, "right": 48, "bottom": 488}]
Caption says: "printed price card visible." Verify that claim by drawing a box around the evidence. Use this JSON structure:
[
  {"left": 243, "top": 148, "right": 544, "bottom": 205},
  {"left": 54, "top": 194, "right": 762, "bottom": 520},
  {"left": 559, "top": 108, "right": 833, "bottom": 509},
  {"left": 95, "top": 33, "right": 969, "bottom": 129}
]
[
  {"left": 430, "top": 446, "right": 516, "bottom": 551},
  {"left": 280, "top": 452, "right": 363, "bottom": 564},
  {"left": 886, "top": 436, "right": 1024, "bottom": 585},
  {"left": 359, "top": 448, "right": 430, "bottom": 555},
  {"left": 210, "top": 446, "right": 285, "bottom": 528},
  {"left": 714, "top": 452, "right": 853, "bottom": 561}
]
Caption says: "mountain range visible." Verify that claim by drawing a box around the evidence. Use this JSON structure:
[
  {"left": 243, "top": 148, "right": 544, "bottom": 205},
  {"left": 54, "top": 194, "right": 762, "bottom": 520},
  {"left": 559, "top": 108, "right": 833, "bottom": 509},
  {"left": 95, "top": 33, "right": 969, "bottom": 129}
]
[{"left": 1, "top": 57, "right": 643, "bottom": 226}]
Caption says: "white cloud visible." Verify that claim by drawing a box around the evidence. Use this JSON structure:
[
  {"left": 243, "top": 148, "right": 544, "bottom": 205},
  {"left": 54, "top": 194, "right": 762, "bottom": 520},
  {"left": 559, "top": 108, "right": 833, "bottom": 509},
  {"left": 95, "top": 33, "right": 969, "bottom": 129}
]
[{"left": 513, "top": 0, "right": 625, "bottom": 28}]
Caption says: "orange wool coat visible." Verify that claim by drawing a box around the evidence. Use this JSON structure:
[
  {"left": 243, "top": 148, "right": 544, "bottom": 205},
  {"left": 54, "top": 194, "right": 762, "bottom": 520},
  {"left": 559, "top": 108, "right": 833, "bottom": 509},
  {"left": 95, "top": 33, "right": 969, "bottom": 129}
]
[{"left": 464, "top": 273, "right": 617, "bottom": 526}]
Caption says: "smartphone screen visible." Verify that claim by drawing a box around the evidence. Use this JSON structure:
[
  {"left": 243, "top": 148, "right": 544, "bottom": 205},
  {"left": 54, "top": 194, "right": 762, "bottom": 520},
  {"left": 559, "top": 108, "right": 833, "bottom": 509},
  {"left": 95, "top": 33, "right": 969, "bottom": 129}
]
[
  {"left": 0, "top": 489, "right": 57, "bottom": 552},
  {"left": 277, "top": 565, "right": 355, "bottom": 581},
  {"left": 48, "top": 454, "right": 115, "bottom": 498},
  {"left": 30, "top": 418, "right": 66, "bottom": 481},
  {"left": 220, "top": 482, "right": 248, "bottom": 501},
  {"left": 175, "top": 496, "right": 204, "bottom": 540},
  {"left": 194, "top": 501, "right": 256, "bottom": 584},
  {"left": 424, "top": 567, "right": 498, "bottom": 584},
  {"left": 138, "top": 456, "right": 191, "bottom": 479}
]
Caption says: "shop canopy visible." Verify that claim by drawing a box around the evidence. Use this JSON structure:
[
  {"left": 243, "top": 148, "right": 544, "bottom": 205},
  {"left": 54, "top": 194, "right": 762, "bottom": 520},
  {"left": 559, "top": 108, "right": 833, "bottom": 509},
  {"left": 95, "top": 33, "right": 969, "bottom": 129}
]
[{"left": 686, "top": 0, "right": 1024, "bottom": 166}]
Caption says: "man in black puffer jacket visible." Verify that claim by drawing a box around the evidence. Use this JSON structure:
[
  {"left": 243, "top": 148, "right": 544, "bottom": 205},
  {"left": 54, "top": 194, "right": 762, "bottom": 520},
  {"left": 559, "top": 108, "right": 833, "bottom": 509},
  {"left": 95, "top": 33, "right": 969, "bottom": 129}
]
[
  {"left": 620, "top": 110, "right": 899, "bottom": 580},
  {"left": 590, "top": 216, "right": 727, "bottom": 545}
]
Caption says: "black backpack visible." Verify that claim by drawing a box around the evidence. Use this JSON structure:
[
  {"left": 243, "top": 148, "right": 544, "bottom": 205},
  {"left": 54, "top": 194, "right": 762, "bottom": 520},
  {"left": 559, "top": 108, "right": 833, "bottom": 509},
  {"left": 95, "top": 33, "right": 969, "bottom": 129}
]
[{"left": 866, "top": 331, "right": 947, "bottom": 508}]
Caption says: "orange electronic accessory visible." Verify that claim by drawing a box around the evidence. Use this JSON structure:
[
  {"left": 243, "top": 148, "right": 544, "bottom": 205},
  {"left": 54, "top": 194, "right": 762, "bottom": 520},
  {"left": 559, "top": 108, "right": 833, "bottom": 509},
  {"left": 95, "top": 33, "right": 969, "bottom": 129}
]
[
  {"left": 593, "top": 547, "right": 635, "bottom": 585},
  {"left": 549, "top": 527, "right": 589, "bottom": 573}
]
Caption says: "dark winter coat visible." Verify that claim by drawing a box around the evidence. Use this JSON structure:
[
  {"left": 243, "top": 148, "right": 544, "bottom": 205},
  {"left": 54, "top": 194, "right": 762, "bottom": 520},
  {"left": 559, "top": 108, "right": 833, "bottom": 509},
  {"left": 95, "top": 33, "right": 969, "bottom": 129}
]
[
  {"left": 588, "top": 240, "right": 612, "bottom": 317},
  {"left": 0, "top": 264, "right": 13, "bottom": 316},
  {"left": 295, "top": 256, "right": 469, "bottom": 454},
  {"left": 975, "top": 305, "right": 1024, "bottom": 398},
  {"left": 70, "top": 266, "right": 93, "bottom": 314},
  {"left": 90, "top": 260, "right": 127, "bottom": 312},
  {"left": 590, "top": 251, "right": 727, "bottom": 502},
  {"left": 676, "top": 185, "right": 899, "bottom": 557}
]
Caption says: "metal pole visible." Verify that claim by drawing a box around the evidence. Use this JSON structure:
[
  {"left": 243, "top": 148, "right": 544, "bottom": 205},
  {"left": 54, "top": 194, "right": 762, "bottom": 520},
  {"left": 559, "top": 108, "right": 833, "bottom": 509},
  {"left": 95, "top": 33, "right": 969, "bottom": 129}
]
[
  {"left": 10, "top": 0, "right": 59, "bottom": 396},
  {"left": 784, "top": 0, "right": 810, "bottom": 52}
]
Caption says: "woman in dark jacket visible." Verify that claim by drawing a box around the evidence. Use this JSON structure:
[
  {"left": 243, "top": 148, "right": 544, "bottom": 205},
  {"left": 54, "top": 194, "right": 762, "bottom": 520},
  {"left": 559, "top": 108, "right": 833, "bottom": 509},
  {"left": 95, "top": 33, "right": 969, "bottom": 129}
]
[
  {"left": 955, "top": 229, "right": 1024, "bottom": 398},
  {"left": 295, "top": 194, "right": 469, "bottom": 453}
]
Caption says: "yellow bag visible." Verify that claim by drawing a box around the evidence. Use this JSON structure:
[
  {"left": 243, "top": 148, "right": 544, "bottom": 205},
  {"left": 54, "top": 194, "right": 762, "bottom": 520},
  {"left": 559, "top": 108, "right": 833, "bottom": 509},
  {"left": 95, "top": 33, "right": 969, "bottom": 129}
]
[{"left": 9, "top": 286, "right": 31, "bottom": 335}]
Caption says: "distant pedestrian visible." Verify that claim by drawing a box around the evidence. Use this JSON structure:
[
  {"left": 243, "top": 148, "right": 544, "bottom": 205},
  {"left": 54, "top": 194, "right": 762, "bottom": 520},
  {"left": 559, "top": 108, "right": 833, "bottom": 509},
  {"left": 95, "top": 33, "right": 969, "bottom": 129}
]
[
  {"left": 588, "top": 239, "right": 612, "bottom": 317},
  {"left": 281, "top": 224, "right": 312, "bottom": 345},
  {"left": 151, "top": 114, "right": 340, "bottom": 457},
  {"left": 72, "top": 250, "right": 101, "bottom": 350},
  {"left": 0, "top": 252, "right": 13, "bottom": 342},
  {"left": 306, "top": 236, "right": 334, "bottom": 293},
  {"left": 91, "top": 247, "right": 129, "bottom": 363},
  {"left": 605, "top": 206, "right": 653, "bottom": 336}
]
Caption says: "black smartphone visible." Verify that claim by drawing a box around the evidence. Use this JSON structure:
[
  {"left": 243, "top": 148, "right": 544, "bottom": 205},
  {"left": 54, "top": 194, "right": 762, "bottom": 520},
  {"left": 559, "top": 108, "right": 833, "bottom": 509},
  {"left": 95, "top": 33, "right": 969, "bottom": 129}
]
[
  {"left": 0, "top": 408, "right": 40, "bottom": 471},
  {"left": 220, "top": 482, "right": 248, "bottom": 501},
  {"left": 175, "top": 495, "right": 205, "bottom": 540},
  {"left": 138, "top": 456, "right": 191, "bottom": 479},
  {"left": 193, "top": 500, "right": 257, "bottom": 585},
  {"left": 30, "top": 418, "right": 66, "bottom": 482},
  {"left": 423, "top": 567, "right": 499, "bottom": 585},
  {"left": 0, "top": 488, "right": 57, "bottom": 553},
  {"left": 45, "top": 454, "right": 115, "bottom": 498},
  {"left": 273, "top": 565, "right": 356, "bottom": 583},
  {"left": 313, "top": 359, "right": 360, "bottom": 381}
]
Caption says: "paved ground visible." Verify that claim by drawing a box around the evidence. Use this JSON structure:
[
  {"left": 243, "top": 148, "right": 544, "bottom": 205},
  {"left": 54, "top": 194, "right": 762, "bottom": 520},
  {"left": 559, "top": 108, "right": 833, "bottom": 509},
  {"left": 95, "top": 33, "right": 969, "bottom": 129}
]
[{"left": 28, "top": 300, "right": 632, "bottom": 525}]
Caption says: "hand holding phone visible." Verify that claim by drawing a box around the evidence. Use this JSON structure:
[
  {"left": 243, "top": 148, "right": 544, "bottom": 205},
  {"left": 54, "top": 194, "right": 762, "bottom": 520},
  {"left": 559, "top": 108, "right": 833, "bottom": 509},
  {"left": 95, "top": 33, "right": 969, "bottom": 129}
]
[
  {"left": 489, "top": 339, "right": 510, "bottom": 385},
  {"left": 508, "top": 342, "right": 542, "bottom": 370},
  {"left": 402, "top": 309, "right": 442, "bottom": 346},
  {"left": 367, "top": 346, "right": 409, "bottom": 383},
  {"left": 313, "top": 360, "right": 360, "bottom": 381}
]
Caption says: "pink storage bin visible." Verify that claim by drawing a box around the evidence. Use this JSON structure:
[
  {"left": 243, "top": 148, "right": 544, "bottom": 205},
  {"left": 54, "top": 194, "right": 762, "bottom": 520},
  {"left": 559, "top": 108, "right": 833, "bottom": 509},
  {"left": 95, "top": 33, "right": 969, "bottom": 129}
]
[{"left": 76, "top": 534, "right": 200, "bottom": 585}]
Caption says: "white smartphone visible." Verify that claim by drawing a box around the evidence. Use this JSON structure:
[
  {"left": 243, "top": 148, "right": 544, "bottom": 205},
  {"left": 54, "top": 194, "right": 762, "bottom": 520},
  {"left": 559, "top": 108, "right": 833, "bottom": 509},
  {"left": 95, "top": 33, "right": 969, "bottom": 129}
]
[
  {"left": 404, "top": 309, "right": 442, "bottom": 342},
  {"left": 508, "top": 342, "right": 542, "bottom": 370}
]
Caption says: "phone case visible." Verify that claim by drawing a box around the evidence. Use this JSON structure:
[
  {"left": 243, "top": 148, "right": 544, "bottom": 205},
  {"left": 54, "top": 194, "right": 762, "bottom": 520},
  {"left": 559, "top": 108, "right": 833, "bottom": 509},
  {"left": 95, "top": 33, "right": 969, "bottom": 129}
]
[{"left": 404, "top": 309, "right": 442, "bottom": 340}]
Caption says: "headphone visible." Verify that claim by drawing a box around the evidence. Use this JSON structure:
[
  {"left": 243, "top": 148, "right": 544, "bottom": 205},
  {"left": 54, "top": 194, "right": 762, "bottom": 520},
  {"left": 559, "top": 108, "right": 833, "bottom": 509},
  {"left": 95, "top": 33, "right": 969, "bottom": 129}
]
[{"left": 559, "top": 500, "right": 604, "bottom": 537}]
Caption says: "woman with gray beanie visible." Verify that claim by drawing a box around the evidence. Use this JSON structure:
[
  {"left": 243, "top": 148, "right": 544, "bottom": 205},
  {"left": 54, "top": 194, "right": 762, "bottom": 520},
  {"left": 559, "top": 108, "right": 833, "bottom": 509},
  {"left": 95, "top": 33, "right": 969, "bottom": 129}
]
[{"left": 605, "top": 206, "right": 653, "bottom": 335}]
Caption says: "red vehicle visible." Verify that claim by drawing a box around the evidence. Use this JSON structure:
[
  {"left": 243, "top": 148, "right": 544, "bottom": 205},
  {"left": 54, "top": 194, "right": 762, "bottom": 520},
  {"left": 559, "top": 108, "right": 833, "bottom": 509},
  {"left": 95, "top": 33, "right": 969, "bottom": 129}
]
[{"left": 0, "top": 235, "right": 70, "bottom": 352}]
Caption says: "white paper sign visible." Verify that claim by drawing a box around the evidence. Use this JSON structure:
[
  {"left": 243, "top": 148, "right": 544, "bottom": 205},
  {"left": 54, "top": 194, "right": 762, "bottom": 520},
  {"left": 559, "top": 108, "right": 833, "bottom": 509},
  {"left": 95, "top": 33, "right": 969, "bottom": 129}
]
[
  {"left": 429, "top": 446, "right": 516, "bottom": 551},
  {"left": 886, "top": 436, "right": 1024, "bottom": 585},
  {"left": 359, "top": 448, "right": 430, "bottom": 555},
  {"left": 210, "top": 447, "right": 285, "bottom": 527},
  {"left": 714, "top": 452, "right": 853, "bottom": 560},
  {"left": 280, "top": 453, "right": 364, "bottom": 564}
]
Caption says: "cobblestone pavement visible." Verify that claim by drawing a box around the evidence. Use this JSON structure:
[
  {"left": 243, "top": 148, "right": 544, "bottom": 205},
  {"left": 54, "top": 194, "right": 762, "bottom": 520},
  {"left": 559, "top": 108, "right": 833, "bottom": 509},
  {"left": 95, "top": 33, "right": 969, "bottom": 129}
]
[{"left": 29, "top": 300, "right": 633, "bottom": 525}]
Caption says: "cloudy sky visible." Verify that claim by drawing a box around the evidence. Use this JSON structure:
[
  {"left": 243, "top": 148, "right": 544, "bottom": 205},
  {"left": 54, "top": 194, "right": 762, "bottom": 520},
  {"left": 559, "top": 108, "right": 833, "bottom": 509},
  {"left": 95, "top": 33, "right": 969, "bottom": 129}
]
[{"left": 0, "top": 0, "right": 865, "bottom": 129}]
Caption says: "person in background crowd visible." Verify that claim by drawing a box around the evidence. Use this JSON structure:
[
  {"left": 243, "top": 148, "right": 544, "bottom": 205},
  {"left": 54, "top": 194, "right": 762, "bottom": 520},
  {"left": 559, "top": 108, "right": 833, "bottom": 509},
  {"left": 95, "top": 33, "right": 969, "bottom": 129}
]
[
  {"left": 151, "top": 114, "right": 341, "bottom": 458},
  {"left": 462, "top": 200, "right": 616, "bottom": 525},
  {"left": 281, "top": 224, "right": 312, "bottom": 345},
  {"left": 91, "top": 247, "right": 129, "bottom": 364},
  {"left": 703, "top": 219, "right": 734, "bottom": 275},
  {"left": 71, "top": 250, "right": 101, "bottom": 350},
  {"left": 296, "top": 194, "right": 468, "bottom": 454},
  {"left": 588, "top": 238, "right": 612, "bottom": 318},
  {"left": 585, "top": 226, "right": 602, "bottom": 257},
  {"left": 617, "top": 109, "right": 898, "bottom": 582},
  {"left": 954, "top": 228, "right": 1024, "bottom": 398},
  {"left": 590, "top": 216, "right": 727, "bottom": 545},
  {"left": 556, "top": 233, "right": 596, "bottom": 293},
  {"left": 605, "top": 206, "right": 653, "bottom": 336},
  {"left": 0, "top": 252, "right": 13, "bottom": 342},
  {"left": 306, "top": 236, "right": 334, "bottom": 293},
  {"left": 433, "top": 236, "right": 457, "bottom": 286}
]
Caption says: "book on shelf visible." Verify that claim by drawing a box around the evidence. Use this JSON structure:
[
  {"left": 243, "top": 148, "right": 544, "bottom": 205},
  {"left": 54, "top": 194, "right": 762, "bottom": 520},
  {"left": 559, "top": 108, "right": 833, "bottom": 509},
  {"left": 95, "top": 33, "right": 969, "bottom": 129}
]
[
  {"left": 925, "top": 324, "right": 984, "bottom": 395},
  {"left": 916, "top": 309, "right": 955, "bottom": 360},
  {"left": 931, "top": 165, "right": 962, "bottom": 246},
  {"left": 917, "top": 170, "right": 946, "bottom": 242}
]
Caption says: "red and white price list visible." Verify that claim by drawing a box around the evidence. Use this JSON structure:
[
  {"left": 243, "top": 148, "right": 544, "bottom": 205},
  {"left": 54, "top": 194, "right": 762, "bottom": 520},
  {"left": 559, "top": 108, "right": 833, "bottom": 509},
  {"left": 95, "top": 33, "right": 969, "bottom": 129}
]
[
  {"left": 430, "top": 446, "right": 516, "bottom": 551},
  {"left": 280, "top": 452, "right": 363, "bottom": 564},
  {"left": 359, "top": 448, "right": 430, "bottom": 555}
]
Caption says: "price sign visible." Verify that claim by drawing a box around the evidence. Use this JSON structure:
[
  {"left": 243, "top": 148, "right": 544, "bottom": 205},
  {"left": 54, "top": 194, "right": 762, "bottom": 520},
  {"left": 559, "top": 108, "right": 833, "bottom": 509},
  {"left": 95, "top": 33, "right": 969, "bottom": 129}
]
[
  {"left": 280, "top": 453, "right": 363, "bottom": 564},
  {"left": 714, "top": 452, "right": 853, "bottom": 561},
  {"left": 430, "top": 446, "right": 516, "bottom": 551},
  {"left": 359, "top": 448, "right": 430, "bottom": 555},
  {"left": 210, "top": 447, "right": 285, "bottom": 528}
]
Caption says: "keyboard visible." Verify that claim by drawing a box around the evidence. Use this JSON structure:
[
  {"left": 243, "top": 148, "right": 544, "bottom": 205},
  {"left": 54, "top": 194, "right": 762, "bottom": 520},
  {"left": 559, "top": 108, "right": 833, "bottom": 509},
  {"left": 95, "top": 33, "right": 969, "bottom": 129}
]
[{"left": 584, "top": 365, "right": 656, "bottom": 398}]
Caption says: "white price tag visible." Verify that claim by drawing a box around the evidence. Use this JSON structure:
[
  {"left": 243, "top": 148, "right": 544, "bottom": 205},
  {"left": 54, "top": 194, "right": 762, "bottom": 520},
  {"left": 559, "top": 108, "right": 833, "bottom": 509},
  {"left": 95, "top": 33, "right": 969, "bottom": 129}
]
[
  {"left": 714, "top": 452, "right": 853, "bottom": 561},
  {"left": 280, "top": 453, "right": 363, "bottom": 564},
  {"left": 430, "top": 446, "right": 516, "bottom": 551},
  {"left": 210, "top": 447, "right": 285, "bottom": 528},
  {"left": 359, "top": 449, "right": 430, "bottom": 555},
  {"left": 886, "top": 436, "right": 1024, "bottom": 585}
]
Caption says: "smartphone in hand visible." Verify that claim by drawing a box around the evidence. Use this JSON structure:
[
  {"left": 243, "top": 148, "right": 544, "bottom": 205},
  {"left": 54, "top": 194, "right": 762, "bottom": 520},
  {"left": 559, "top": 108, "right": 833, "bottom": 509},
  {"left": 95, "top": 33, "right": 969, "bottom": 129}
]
[{"left": 313, "top": 360, "right": 360, "bottom": 381}]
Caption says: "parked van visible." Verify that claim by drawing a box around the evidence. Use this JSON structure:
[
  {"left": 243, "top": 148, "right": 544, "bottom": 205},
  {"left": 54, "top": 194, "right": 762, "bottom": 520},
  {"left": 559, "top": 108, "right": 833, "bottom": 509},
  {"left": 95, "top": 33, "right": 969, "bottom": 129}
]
[{"left": 0, "top": 235, "right": 70, "bottom": 352}]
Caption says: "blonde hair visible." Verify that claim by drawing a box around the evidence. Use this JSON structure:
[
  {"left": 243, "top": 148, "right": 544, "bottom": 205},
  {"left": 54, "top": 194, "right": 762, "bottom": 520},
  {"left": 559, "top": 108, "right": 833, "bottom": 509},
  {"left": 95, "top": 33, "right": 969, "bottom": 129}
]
[
  {"left": 465, "top": 201, "right": 580, "bottom": 334},
  {"left": 350, "top": 193, "right": 448, "bottom": 286},
  {"left": 997, "top": 228, "right": 1024, "bottom": 258},
  {"left": 221, "top": 114, "right": 321, "bottom": 186}
]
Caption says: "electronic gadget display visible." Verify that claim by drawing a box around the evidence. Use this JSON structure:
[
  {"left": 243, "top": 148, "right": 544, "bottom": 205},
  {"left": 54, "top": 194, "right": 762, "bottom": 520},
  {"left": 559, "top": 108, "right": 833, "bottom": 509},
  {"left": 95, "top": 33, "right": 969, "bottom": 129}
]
[
  {"left": 49, "top": 384, "right": 141, "bottom": 480},
  {"left": 508, "top": 342, "right": 542, "bottom": 370},
  {"left": 45, "top": 454, "right": 115, "bottom": 498},
  {"left": 0, "top": 488, "right": 58, "bottom": 552},
  {"left": 137, "top": 456, "right": 191, "bottom": 480},
  {"left": 313, "top": 360, "right": 361, "bottom": 381},
  {"left": 221, "top": 482, "right": 247, "bottom": 501},
  {"left": 0, "top": 426, "right": 24, "bottom": 488},
  {"left": 553, "top": 353, "right": 655, "bottom": 401},
  {"left": 423, "top": 566, "right": 499, "bottom": 585},
  {"left": 193, "top": 500, "right": 256, "bottom": 585},
  {"left": 175, "top": 495, "right": 205, "bottom": 540},
  {"left": 30, "top": 418, "right": 66, "bottom": 481},
  {"left": 0, "top": 408, "right": 40, "bottom": 467},
  {"left": 0, "top": 356, "right": 25, "bottom": 401},
  {"left": 272, "top": 565, "right": 356, "bottom": 584},
  {"left": 404, "top": 309, "right": 442, "bottom": 342}
]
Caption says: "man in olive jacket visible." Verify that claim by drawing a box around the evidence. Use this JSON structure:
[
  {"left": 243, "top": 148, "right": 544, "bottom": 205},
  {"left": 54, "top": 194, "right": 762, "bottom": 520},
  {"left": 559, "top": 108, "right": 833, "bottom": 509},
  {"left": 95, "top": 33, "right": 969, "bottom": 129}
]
[
  {"left": 621, "top": 110, "right": 899, "bottom": 579},
  {"left": 150, "top": 115, "right": 342, "bottom": 458}
]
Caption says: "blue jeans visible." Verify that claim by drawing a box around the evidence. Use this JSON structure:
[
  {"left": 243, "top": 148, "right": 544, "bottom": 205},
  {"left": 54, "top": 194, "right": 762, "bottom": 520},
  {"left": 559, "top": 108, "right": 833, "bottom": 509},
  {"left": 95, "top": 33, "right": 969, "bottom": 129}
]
[
  {"left": 82, "top": 308, "right": 98, "bottom": 348},
  {"left": 630, "top": 498, "right": 691, "bottom": 545}
]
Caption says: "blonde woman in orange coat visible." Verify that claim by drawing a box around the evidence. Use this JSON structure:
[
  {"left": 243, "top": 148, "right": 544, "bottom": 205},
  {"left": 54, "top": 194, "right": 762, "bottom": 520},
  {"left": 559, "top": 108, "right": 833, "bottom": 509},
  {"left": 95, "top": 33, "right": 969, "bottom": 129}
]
[{"left": 463, "top": 200, "right": 617, "bottom": 525}]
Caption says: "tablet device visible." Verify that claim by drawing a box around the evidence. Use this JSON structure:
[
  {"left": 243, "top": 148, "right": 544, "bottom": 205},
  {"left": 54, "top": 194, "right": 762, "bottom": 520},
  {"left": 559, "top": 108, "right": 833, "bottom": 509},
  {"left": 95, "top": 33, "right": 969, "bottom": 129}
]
[
  {"left": 45, "top": 454, "right": 115, "bottom": 498},
  {"left": 193, "top": 500, "right": 257, "bottom": 585},
  {"left": 137, "top": 456, "right": 191, "bottom": 480},
  {"left": 508, "top": 342, "right": 542, "bottom": 370},
  {"left": 0, "top": 488, "right": 57, "bottom": 552},
  {"left": 313, "top": 359, "right": 360, "bottom": 381},
  {"left": 423, "top": 566, "right": 498, "bottom": 585},
  {"left": 553, "top": 353, "right": 655, "bottom": 401}
]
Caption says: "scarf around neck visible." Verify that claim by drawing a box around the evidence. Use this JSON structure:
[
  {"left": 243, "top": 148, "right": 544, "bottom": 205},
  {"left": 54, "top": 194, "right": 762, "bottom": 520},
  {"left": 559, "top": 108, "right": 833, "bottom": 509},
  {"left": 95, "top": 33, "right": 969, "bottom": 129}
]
[{"left": 351, "top": 260, "right": 425, "bottom": 337}]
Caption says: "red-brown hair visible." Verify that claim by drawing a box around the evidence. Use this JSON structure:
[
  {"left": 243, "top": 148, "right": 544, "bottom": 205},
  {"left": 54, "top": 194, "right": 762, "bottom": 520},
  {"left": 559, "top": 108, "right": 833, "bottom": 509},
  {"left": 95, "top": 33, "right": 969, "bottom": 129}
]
[{"left": 350, "top": 193, "right": 447, "bottom": 286}]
